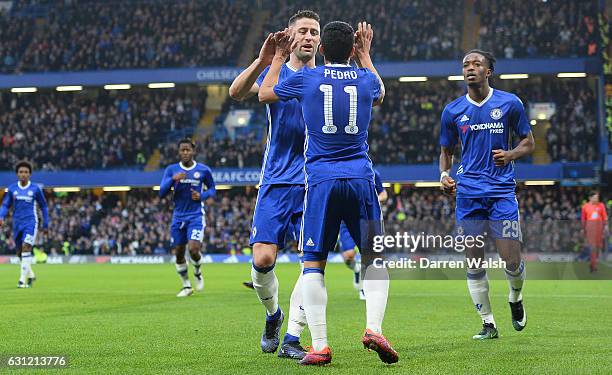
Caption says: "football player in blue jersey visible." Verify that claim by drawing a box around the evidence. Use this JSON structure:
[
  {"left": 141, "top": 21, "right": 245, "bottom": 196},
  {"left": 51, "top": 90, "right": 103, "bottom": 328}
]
[
  {"left": 159, "top": 138, "right": 216, "bottom": 297},
  {"left": 229, "top": 10, "right": 321, "bottom": 359},
  {"left": 260, "top": 21, "right": 398, "bottom": 365},
  {"left": 0, "top": 161, "right": 49, "bottom": 288},
  {"left": 337, "top": 169, "right": 387, "bottom": 300},
  {"left": 439, "top": 50, "right": 535, "bottom": 340}
]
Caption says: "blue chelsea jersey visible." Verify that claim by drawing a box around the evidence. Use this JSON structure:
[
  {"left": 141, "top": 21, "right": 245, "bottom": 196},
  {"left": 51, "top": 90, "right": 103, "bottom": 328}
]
[
  {"left": 159, "top": 162, "right": 216, "bottom": 219},
  {"left": 256, "top": 64, "right": 306, "bottom": 185},
  {"left": 440, "top": 88, "right": 531, "bottom": 198},
  {"left": 0, "top": 181, "right": 49, "bottom": 228},
  {"left": 273, "top": 64, "right": 381, "bottom": 187}
]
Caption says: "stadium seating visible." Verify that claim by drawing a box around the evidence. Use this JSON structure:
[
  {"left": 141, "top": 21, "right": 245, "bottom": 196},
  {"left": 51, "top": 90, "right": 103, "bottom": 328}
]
[
  {"left": 0, "top": 87, "right": 205, "bottom": 170},
  {"left": 1, "top": 0, "right": 251, "bottom": 73},
  {"left": 159, "top": 77, "right": 597, "bottom": 168},
  {"left": 0, "top": 74, "right": 597, "bottom": 172},
  {"left": 477, "top": 0, "right": 601, "bottom": 58},
  {"left": 1, "top": 0, "right": 601, "bottom": 74},
  {"left": 0, "top": 186, "right": 595, "bottom": 255},
  {"left": 259, "top": 0, "right": 463, "bottom": 62}
]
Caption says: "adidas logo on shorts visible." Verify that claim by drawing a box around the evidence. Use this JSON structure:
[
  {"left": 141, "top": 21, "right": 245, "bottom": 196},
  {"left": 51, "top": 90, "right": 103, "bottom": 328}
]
[{"left": 306, "top": 238, "right": 315, "bottom": 246}]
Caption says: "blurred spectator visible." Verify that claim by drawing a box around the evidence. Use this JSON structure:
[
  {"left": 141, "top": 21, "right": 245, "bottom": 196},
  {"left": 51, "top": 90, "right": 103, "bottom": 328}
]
[
  {"left": 382, "top": 185, "right": 604, "bottom": 254},
  {"left": 0, "top": 87, "right": 205, "bottom": 170},
  {"left": 2, "top": 0, "right": 251, "bottom": 73},
  {"left": 259, "top": 0, "right": 463, "bottom": 62},
  {"left": 0, "top": 0, "right": 603, "bottom": 74},
  {"left": 0, "top": 186, "right": 605, "bottom": 255},
  {"left": 0, "top": 76, "right": 599, "bottom": 172},
  {"left": 0, "top": 8, "right": 32, "bottom": 73},
  {"left": 477, "top": 0, "right": 601, "bottom": 58}
]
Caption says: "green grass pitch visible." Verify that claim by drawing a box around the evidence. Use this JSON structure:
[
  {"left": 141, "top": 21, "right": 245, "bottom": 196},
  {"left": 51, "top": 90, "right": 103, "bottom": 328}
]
[{"left": 1, "top": 263, "right": 611, "bottom": 374}]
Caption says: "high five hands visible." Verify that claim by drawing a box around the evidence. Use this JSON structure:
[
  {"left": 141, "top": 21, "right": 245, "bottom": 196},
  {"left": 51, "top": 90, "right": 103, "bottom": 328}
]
[{"left": 273, "top": 28, "right": 297, "bottom": 59}]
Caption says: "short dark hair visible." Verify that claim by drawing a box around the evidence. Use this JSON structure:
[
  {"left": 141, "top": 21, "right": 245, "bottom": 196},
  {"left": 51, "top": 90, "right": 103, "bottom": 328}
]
[
  {"left": 288, "top": 10, "right": 320, "bottom": 26},
  {"left": 321, "top": 21, "right": 354, "bottom": 64},
  {"left": 589, "top": 190, "right": 599, "bottom": 198},
  {"left": 15, "top": 161, "right": 32, "bottom": 174},
  {"left": 177, "top": 138, "right": 195, "bottom": 149},
  {"left": 465, "top": 49, "right": 496, "bottom": 73}
]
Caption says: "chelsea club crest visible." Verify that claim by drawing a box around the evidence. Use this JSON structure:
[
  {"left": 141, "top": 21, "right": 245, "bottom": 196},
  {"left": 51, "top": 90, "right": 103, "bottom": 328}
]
[
  {"left": 490, "top": 108, "right": 503, "bottom": 120},
  {"left": 193, "top": 172, "right": 201, "bottom": 178}
]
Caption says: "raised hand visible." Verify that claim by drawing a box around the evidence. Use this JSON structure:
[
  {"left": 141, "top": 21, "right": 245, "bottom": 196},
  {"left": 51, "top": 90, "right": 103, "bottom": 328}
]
[
  {"left": 354, "top": 21, "right": 373, "bottom": 59},
  {"left": 273, "top": 28, "right": 297, "bottom": 59},
  {"left": 258, "top": 33, "right": 276, "bottom": 66}
]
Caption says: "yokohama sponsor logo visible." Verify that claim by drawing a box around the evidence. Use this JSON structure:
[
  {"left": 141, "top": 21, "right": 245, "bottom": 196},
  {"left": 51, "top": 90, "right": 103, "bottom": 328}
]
[{"left": 469, "top": 122, "right": 503, "bottom": 131}]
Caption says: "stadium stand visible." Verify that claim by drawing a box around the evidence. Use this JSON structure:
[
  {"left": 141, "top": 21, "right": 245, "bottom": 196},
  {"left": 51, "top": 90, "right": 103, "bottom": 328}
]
[
  {"left": 0, "top": 87, "right": 205, "bottom": 170},
  {"left": 159, "top": 77, "right": 598, "bottom": 168},
  {"left": 258, "top": 0, "right": 463, "bottom": 62},
  {"left": 0, "top": 74, "right": 598, "bottom": 172},
  {"left": 1, "top": 0, "right": 251, "bottom": 73},
  {"left": 0, "top": 186, "right": 604, "bottom": 255},
  {"left": 2, "top": 0, "right": 600, "bottom": 74},
  {"left": 477, "top": 0, "right": 601, "bottom": 58},
  {"left": 0, "top": 188, "right": 258, "bottom": 255}
]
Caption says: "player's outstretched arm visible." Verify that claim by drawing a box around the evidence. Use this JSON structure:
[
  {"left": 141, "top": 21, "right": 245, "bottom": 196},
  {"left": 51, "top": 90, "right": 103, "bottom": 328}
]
[
  {"left": 229, "top": 33, "right": 276, "bottom": 101},
  {"left": 492, "top": 132, "right": 535, "bottom": 167},
  {"left": 439, "top": 146, "right": 456, "bottom": 195},
  {"left": 259, "top": 29, "right": 296, "bottom": 104},
  {"left": 353, "top": 22, "right": 385, "bottom": 106}
]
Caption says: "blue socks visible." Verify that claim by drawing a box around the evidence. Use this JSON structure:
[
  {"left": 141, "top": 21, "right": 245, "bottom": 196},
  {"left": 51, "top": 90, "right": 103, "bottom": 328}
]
[
  {"left": 283, "top": 333, "right": 299, "bottom": 344},
  {"left": 266, "top": 307, "right": 282, "bottom": 322}
]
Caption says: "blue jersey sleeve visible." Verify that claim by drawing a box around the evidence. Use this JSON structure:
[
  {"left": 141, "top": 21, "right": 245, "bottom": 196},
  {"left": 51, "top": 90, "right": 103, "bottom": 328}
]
[
  {"left": 273, "top": 69, "right": 304, "bottom": 101},
  {"left": 159, "top": 166, "right": 174, "bottom": 198},
  {"left": 368, "top": 70, "right": 381, "bottom": 102},
  {"left": 200, "top": 168, "right": 216, "bottom": 201},
  {"left": 510, "top": 96, "right": 531, "bottom": 137},
  {"left": 374, "top": 170, "right": 384, "bottom": 194},
  {"left": 256, "top": 66, "right": 271, "bottom": 87},
  {"left": 440, "top": 107, "right": 458, "bottom": 148},
  {"left": 0, "top": 187, "right": 13, "bottom": 219},
  {"left": 35, "top": 186, "right": 49, "bottom": 228}
]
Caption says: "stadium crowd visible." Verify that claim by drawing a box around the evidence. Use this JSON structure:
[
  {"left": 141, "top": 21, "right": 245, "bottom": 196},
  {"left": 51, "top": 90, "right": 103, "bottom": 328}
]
[
  {"left": 0, "top": 75, "right": 598, "bottom": 172},
  {"left": 477, "top": 0, "right": 601, "bottom": 58},
  {"left": 0, "top": 188, "right": 258, "bottom": 255},
  {"left": 383, "top": 185, "right": 605, "bottom": 254},
  {"left": 158, "top": 99, "right": 265, "bottom": 169},
  {"left": 1, "top": 0, "right": 251, "bottom": 73},
  {"left": 1, "top": 0, "right": 602, "bottom": 74},
  {"left": 162, "top": 77, "right": 596, "bottom": 168},
  {"left": 0, "top": 186, "right": 607, "bottom": 255},
  {"left": 0, "top": 87, "right": 205, "bottom": 170},
  {"left": 259, "top": 0, "right": 463, "bottom": 62}
]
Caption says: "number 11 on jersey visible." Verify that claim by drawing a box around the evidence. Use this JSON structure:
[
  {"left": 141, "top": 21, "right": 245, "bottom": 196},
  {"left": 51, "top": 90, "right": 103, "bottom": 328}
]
[{"left": 319, "top": 84, "right": 358, "bottom": 134}]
